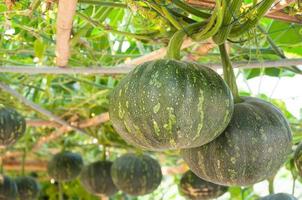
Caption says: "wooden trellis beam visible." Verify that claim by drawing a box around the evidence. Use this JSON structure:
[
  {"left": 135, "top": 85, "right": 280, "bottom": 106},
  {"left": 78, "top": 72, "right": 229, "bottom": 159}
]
[
  {"left": 56, "top": 0, "right": 78, "bottom": 67},
  {"left": 0, "top": 58, "right": 301, "bottom": 75},
  {"left": 3, "top": 158, "right": 187, "bottom": 175},
  {"left": 30, "top": 112, "right": 110, "bottom": 151},
  {"left": 186, "top": 0, "right": 302, "bottom": 24}
]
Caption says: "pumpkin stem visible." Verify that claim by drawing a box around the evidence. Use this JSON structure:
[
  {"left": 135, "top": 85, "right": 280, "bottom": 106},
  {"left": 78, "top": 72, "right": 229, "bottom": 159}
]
[
  {"left": 166, "top": 21, "right": 206, "bottom": 60},
  {"left": 21, "top": 148, "right": 27, "bottom": 176},
  {"left": 102, "top": 145, "right": 107, "bottom": 161},
  {"left": 218, "top": 43, "right": 242, "bottom": 103},
  {"left": 0, "top": 156, "right": 3, "bottom": 174},
  {"left": 166, "top": 29, "right": 186, "bottom": 60},
  {"left": 0, "top": 147, "right": 5, "bottom": 174},
  {"left": 58, "top": 181, "right": 63, "bottom": 200},
  {"left": 268, "top": 176, "right": 275, "bottom": 194},
  {"left": 292, "top": 177, "right": 296, "bottom": 195}
]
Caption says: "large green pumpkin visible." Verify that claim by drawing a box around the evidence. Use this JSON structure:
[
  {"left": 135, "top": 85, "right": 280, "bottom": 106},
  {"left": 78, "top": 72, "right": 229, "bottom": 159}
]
[
  {"left": 181, "top": 97, "right": 292, "bottom": 186},
  {"left": 260, "top": 193, "right": 297, "bottom": 200},
  {"left": 47, "top": 151, "right": 84, "bottom": 182},
  {"left": 111, "top": 153, "right": 162, "bottom": 196},
  {"left": 109, "top": 59, "right": 233, "bottom": 150},
  {"left": 80, "top": 161, "right": 118, "bottom": 197},
  {"left": 0, "top": 106, "right": 26, "bottom": 147},
  {"left": 294, "top": 142, "right": 302, "bottom": 176},
  {"left": 179, "top": 170, "right": 228, "bottom": 200},
  {"left": 0, "top": 175, "right": 18, "bottom": 200},
  {"left": 15, "top": 176, "right": 40, "bottom": 200}
]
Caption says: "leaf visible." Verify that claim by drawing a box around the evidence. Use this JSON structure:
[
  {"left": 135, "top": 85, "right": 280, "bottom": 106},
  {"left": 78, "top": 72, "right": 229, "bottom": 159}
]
[
  {"left": 34, "top": 39, "right": 45, "bottom": 59},
  {"left": 243, "top": 68, "right": 261, "bottom": 79},
  {"left": 268, "top": 21, "right": 302, "bottom": 46}
]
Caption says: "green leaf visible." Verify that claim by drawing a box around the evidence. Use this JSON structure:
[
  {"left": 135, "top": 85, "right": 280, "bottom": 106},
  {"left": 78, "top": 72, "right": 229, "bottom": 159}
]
[
  {"left": 34, "top": 39, "right": 45, "bottom": 59},
  {"left": 268, "top": 21, "right": 302, "bottom": 46}
]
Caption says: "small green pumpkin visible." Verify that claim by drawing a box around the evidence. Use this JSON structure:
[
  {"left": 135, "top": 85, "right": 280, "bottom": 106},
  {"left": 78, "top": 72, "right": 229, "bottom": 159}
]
[
  {"left": 80, "top": 161, "right": 118, "bottom": 197},
  {"left": 259, "top": 193, "right": 297, "bottom": 200},
  {"left": 15, "top": 176, "right": 40, "bottom": 200},
  {"left": 0, "top": 106, "right": 26, "bottom": 147},
  {"left": 181, "top": 97, "right": 292, "bottom": 186},
  {"left": 111, "top": 153, "right": 162, "bottom": 196},
  {"left": 0, "top": 175, "right": 18, "bottom": 200},
  {"left": 179, "top": 170, "right": 228, "bottom": 200},
  {"left": 109, "top": 59, "right": 233, "bottom": 150},
  {"left": 47, "top": 151, "right": 83, "bottom": 182}
]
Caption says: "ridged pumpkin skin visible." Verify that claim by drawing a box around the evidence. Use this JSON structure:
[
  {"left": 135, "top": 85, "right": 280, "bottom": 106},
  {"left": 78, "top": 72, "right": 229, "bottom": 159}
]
[
  {"left": 179, "top": 170, "right": 228, "bottom": 200},
  {"left": 0, "top": 106, "right": 26, "bottom": 147},
  {"left": 111, "top": 153, "right": 162, "bottom": 196},
  {"left": 0, "top": 175, "right": 18, "bottom": 200},
  {"left": 109, "top": 59, "right": 233, "bottom": 150},
  {"left": 15, "top": 176, "right": 40, "bottom": 200},
  {"left": 260, "top": 193, "right": 297, "bottom": 200},
  {"left": 47, "top": 151, "right": 84, "bottom": 182},
  {"left": 181, "top": 97, "right": 292, "bottom": 186},
  {"left": 294, "top": 142, "right": 302, "bottom": 176},
  {"left": 80, "top": 161, "right": 118, "bottom": 197}
]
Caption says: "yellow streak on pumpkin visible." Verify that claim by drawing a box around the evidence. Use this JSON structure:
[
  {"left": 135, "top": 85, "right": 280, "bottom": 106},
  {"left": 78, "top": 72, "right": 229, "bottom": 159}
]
[
  {"left": 118, "top": 102, "right": 125, "bottom": 119},
  {"left": 194, "top": 89, "right": 205, "bottom": 140},
  {"left": 163, "top": 107, "right": 176, "bottom": 134},
  {"left": 153, "top": 120, "right": 160, "bottom": 136},
  {"left": 153, "top": 103, "right": 161, "bottom": 114},
  {"left": 123, "top": 121, "right": 132, "bottom": 133}
]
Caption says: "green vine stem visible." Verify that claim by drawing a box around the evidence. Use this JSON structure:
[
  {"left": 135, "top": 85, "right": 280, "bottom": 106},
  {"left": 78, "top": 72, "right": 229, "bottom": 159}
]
[
  {"left": 292, "top": 177, "right": 296, "bottom": 195},
  {"left": 170, "top": 0, "right": 211, "bottom": 19},
  {"left": 71, "top": 7, "right": 113, "bottom": 47},
  {"left": 219, "top": 43, "right": 242, "bottom": 103},
  {"left": 58, "top": 182, "right": 63, "bottom": 200},
  {"left": 230, "top": 0, "right": 275, "bottom": 37},
  {"left": 160, "top": 6, "right": 183, "bottom": 30},
  {"left": 77, "top": 12, "right": 157, "bottom": 41},
  {"left": 21, "top": 148, "right": 27, "bottom": 176},
  {"left": 268, "top": 176, "right": 275, "bottom": 194},
  {"left": 166, "top": 22, "right": 206, "bottom": 60},
  {"left": 27, "top": 0, "right": 41, "bottom": 16},
  {"left": 257, "top": 25, "right": 302, "bottom": 74},
  {"left": 166, "top": 0, "right": 225, "bottom": 59},
  {"left": 213, "top": 0, "right": 242, "bottom": 44},
  {"left": 0, "top": 155, "right": 3, "bottom": 174},
  {"left": 193, "top": 0, "right": 224, "bottom": 40},
  {"left": 102, "top": 145, "right": 107, "bottom": 161},
  {"left": 166, "top": 30, "right": 186, "bottom": 60},
  {"left": 0, "top": 148, "right": 5, "bottom": 174}
]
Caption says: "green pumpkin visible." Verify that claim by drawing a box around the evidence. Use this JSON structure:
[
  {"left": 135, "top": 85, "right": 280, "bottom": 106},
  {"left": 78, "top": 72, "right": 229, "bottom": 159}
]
[
  {"left": 111, "top": 153, "right": 162, "bottom": 196},
  {"left": 0, "top": 106, "right": 26, "bottom": 147},
  {"left": 47, "top": 151, "right": 84, "bottom": 182},
  {"left": 0, "top": 175, "right": 18, "bottom": 200},
  {"left": 179, "top": 170, "right": 228, "bottom": 200},
  {"left": 15, "top": 176, "right": 40, "bottom": 200},
  {"left": 109, "top": 59, "right": 233, "bottom": 150},
  {"left": 80, "top": 161, "right": 118, "bottom": 197},
  {"left": 260, "top": 193, "right": 297, "bottom": 200},
  {"left": 181, "top": 97, "right": 292, "bottom": 186},
  {"left": 294, "top": 142, "right": 302, "bottom": 176}
]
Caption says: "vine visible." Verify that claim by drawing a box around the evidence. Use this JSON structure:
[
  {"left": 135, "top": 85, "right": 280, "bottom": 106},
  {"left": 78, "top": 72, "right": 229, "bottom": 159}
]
[
  {"left": 230, "top": 0, "right": 276, "bottom": 37},
  {"left": 219, "top": 43, "right": 242, "bottom": 103},
  {"left": 213, "top": 0, "right": 243, "bottom": 44}
]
